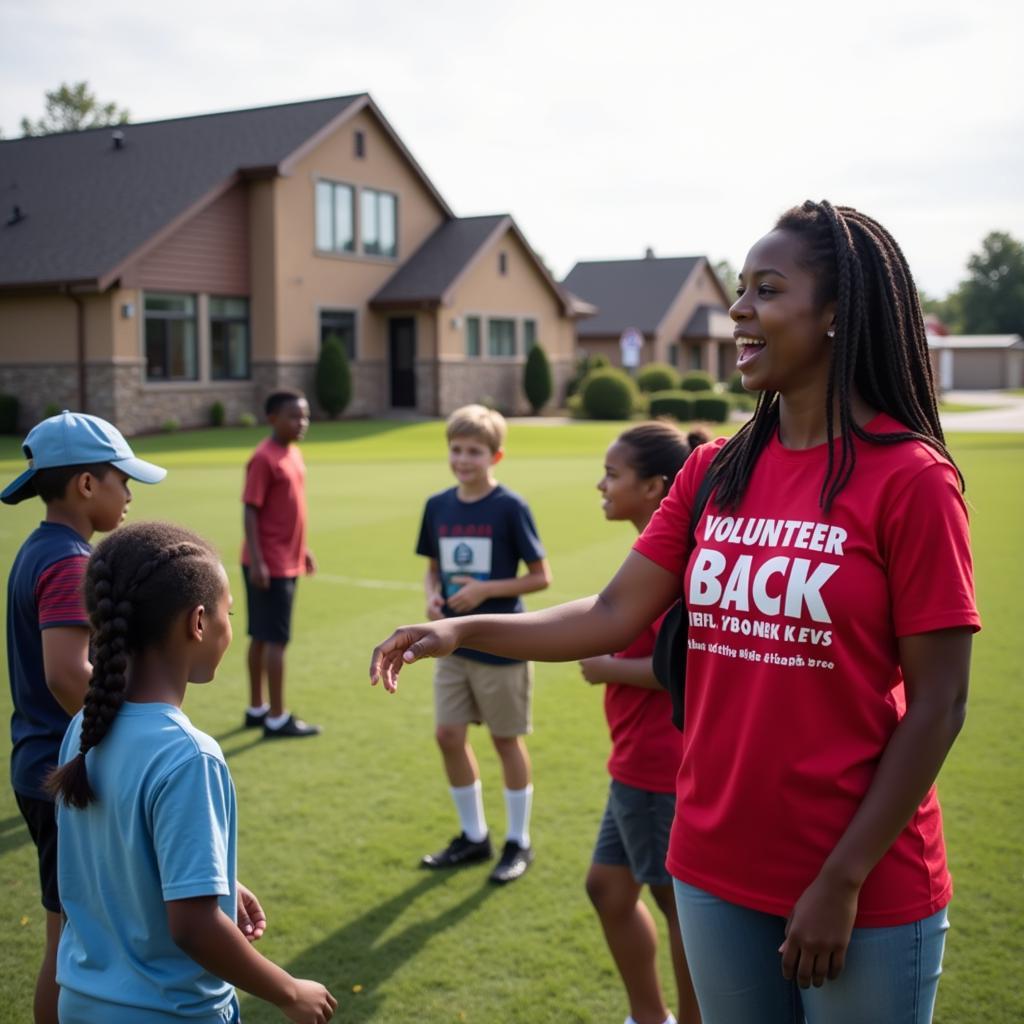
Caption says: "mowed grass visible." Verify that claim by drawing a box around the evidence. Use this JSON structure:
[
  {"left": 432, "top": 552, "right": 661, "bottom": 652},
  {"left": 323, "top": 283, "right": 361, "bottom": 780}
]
[{"left": 0, "top": 421, "right": 1020, "bottom": 1024}]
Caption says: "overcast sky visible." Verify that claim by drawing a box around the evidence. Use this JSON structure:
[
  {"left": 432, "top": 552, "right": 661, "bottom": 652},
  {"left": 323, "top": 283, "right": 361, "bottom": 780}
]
[{"left": 2, "top": 0, "right": 1021, "bottom": 296}]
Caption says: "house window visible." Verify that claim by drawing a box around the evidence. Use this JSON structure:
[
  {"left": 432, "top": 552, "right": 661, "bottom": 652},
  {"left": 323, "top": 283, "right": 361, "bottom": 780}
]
[
  {"left": 466, "top": 317, "right": 481, "bottom": 358},
  {"left": 144, "top": 293, "right": 197, "bottom": 381},
  {"left": 210, "top": 297, "right": 250, "bottom": 380},
  {"left": 488, "top": 318, "right": 516, "bottom": 358},
  {"left": 523, "top": 319, "right": 537, "bottom": 352},
  {"left": 689, "top": 344, "right": 703, "bottom": 371},
  {"left": 320, "top": 309, "right": 357, "bottom": 361},
  {"left": 315, "top": 180, "right": 355, "bottom": 253},
  {"left": 354, "top": 130, "right": 365, "bottom": 158},
  {"left": 668, "top": 342, "right": 679, "bottom": 367},
  {"left": 499, "top": 251, "right": 508, "bottom": 275},
  {"left": 361, "top": 188, "right": 397, "bottom": 258}
]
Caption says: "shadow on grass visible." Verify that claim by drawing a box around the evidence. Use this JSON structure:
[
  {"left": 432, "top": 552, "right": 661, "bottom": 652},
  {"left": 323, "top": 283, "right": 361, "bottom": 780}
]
[
  {"left": 252, "top": 870, "right": 498, "bottom": 1023},
  {"left": 0, "top": 813, "right": 31, "bottom": 855}
]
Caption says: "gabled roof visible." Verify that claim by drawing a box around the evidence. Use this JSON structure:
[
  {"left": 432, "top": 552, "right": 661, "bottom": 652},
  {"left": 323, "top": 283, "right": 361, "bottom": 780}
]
[
  {"left": 562, "top": 256, "right": 705, "bottom": 338},
  {"left": 371, "top": 214, "right": 576, "bottom": 316},
  {"left": 682, "top": 303, "right": 734, "bottom": 340},
  {"left": 0, "top": 94, "right": 454, "bottom": 291}
]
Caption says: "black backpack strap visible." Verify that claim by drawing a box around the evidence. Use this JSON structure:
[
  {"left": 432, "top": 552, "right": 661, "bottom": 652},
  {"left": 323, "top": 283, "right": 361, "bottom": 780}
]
[{"left": 688, "top": 463, "right": 716, "bottom": 553}]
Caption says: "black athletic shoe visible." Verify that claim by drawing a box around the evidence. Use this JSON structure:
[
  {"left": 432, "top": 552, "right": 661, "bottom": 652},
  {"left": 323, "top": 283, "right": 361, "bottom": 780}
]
[
  {"left": 421, "top": 832, "right": 493, "bottom": 869},
  {"left": 263, "top": 714, "right": 321, "bottom": 739},
  {"left": 489, "top": 841, "right": 534, "bottom": 884},
  {"left": 244, "top": 708, "right": 269, "bottom": 728}
]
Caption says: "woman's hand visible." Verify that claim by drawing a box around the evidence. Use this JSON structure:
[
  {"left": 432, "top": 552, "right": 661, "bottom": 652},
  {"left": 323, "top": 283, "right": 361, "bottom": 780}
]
[
  {"left": 370, "top": 621, "right": 462, "bottom": 692},
  {"left": 779, "top": 872, "right": 860, "bottom": 987}
]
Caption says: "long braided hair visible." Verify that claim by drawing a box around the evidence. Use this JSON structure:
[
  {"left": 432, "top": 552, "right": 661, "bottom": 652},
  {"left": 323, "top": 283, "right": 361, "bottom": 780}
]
[
  {"left": 47, "top": 522, "right": 224, "bottom": 808},
  {"left": 710, "top": 200, "right": 960, "bottom": 513}
]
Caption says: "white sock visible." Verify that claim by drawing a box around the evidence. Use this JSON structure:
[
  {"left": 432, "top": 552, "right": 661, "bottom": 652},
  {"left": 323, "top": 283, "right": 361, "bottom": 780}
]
[
  {"left": 450, "top": 781, "right": 487, "bottom": 842},
  {"left": 504, "top": 784, "right": 533, "bottom": 847},
  {"left": 625, "top": 1016, "right": 675, "bottom": 1024},
  {"left": 247, "top": 704, "right": 269, "bottom": 716},
  {"left": 265, "top": 711, "right": 290, "bottom": 730}
]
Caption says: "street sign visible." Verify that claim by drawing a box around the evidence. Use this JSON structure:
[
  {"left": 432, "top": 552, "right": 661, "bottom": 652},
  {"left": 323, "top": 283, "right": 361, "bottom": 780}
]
[{"left": 619, "top": 328, "right": 643, "bottom": 368}]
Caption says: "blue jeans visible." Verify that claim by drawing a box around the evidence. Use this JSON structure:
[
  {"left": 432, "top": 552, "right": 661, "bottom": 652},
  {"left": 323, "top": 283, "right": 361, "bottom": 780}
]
[{"left": 673, "top": 880, "right": 948, "bottom": 1024}]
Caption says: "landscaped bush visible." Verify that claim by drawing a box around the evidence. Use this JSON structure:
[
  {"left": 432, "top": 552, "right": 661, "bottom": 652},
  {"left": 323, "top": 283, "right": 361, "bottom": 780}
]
[
  {"left": 565, "top": 353, "right": 611, "bottom": 399},
  {"left": 635, "top": 362, "right": 679, "bottom": 394},
  {"left": 648, "top": 390, "right": 695, "bottom": 421},
  {"left": 679, "top": 370, "right": 716, "bottom": 392},
  {"left": 523, "top": 343, "right": 553, "bottom": 413},
  {"left": 726, "top": 370, "right": 747, "bottom": 395},
  {"left": 210, "top": 400, "right": 226, "bottom": 427},
  {"left": 0, "top": 394, "right": 19, "bottom": 434},
  {"left": 238, "top": 411, "right": 258, "bottom": 428},
  {"left": 694, "top": 395, "right": 732, "bottom": 422},
  {"left": 43, "top": 402, "right": 62, "bottom": 418},
  {"left": 729, "top": 392, "right": 758, "bottom": 413},
  {"left": 580, "top": 368, "right": 637, "bottom": 420},
  {"left": 315, "top": 334, "right": 352, "bottom": 418}
]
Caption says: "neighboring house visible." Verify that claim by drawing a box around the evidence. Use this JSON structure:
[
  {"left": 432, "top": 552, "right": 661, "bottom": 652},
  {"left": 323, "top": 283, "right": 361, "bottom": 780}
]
[
  {"left": 562, "top": 252, "right": 735, "bottom": 379},
  {"left": 0, "top": 94, "right": 582, "bottom": 433},
  {"left": 927, "top": 334, "right": 1024, "bottom": 390}
]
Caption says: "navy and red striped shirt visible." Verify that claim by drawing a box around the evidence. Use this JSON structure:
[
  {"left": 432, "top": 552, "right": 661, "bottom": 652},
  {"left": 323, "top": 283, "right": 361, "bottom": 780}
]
[{"left": 7, "top": 522, "right": 91, "bottom": 800}]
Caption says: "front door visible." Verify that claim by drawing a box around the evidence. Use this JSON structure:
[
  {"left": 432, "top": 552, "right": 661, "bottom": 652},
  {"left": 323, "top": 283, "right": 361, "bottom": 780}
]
[{"left": 389, "top": 318, "right": 417, "bottom": 408}]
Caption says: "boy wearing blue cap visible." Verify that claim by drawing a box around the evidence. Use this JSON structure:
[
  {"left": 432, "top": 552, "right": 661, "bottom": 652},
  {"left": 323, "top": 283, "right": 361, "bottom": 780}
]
[{"left": 2, "top": 410, "right": 165, "bottom": 1024}]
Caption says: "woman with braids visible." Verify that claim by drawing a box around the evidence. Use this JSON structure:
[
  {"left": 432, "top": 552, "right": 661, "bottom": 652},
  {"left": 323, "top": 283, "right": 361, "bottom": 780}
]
[
  {"left": 580, "top": 421, "right": 707, "bottom": 1024},
  {"left": 48, "top": 522, "right": 337, "bottom": 1024},
  {"left": 372, "top": 201, "right": 979, "bottom": 1023}
]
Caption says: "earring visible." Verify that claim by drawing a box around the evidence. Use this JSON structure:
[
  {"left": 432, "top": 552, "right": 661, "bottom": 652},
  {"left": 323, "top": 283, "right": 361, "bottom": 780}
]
[{"left": 826, "top": 328, "right": 836, "bottom": 338}]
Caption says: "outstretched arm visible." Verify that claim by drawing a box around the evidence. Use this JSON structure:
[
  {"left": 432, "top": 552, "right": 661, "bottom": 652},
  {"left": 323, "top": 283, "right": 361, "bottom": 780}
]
[{"left": 371, "top": 550, "right": 677, "bottom": 692}]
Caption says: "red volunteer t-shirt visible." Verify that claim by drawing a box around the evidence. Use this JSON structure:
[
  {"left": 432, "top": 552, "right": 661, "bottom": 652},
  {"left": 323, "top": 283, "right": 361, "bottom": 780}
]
[
  {"left": 605, "top": 612, "right": 682, "bottom": 794},
  {"left": 633, "top": 415, "right": 980, "bottom": 927},
  {"left": 241, "top": 438, "right": 308, "bottom": 578}
]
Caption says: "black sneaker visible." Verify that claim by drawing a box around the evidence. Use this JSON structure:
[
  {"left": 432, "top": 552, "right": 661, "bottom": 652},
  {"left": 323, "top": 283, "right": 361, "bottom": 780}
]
[
  {"left": 244, "top": 708, "right": 269, "bottom": 728},
  {"left": 421, "top": 832, "right": 492, "bottom": 869},
  {"left": 263, "top": 714, "right": 321, "bottom": 739},
  {"left": 489, "top": 840, "right": 533, "bottom": 884}
]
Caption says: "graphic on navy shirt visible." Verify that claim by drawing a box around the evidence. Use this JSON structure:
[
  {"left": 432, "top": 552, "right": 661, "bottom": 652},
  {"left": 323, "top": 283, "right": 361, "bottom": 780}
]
[{"left": 439, "top": 536, "right": 493, "bottom": 597}]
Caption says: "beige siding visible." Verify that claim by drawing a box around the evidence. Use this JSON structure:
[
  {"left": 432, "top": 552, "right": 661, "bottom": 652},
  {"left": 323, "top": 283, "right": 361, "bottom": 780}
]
[
  {"left": 127, "top": 184, "right": 250, "bottom": 296},
  {"left": 0, "top": 292, "right": 119, "bottom": 362},
  {"left": 272, "top": 107, "right": 448, "bottom": 366}
]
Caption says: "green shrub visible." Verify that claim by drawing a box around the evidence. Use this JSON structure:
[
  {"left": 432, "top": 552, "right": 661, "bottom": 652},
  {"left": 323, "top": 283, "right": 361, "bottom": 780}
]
[
  {"left": 210, "top": 400, "right": 226, "bottom": 427},
  {"left": 43, "top": 402, "right": 62, "bottom": 418},
  {"left": 648, "top": 390, "right": 695, "bottom": 421},
  {"left": 726, "top": 370, "right": 748, "bottom": 395},
  {"left": 161, "top": 417, "right": 180, "bottom": 433},
  {"left": 565, "top": 353, "right": 611, "bottom": 399},
  {"left": 580, "top": 368, "right": 637, "bottom": 420},
  {"left": 679, "top": 370, "right": 716, "bottom": 392},
  {"left": 636, "top": 362, "right": 679, "bottom": 393},
  {"left": 523, "top": 343, "right": 553, "bottom": 413},
  {"left": 0, "top": 394, "right": 19, "bottom": 434},
  {"left": 693, "top": 395, "right": 732, "bottom": 422},
  {"left": 729, "top": 392, "right": 758, "bottom": 413},
  {"left": 238, "top": 411, "right": 258, "bottom": 428},
  {"left": 315, "top": 334, "right": 352, "bottom": 418}
]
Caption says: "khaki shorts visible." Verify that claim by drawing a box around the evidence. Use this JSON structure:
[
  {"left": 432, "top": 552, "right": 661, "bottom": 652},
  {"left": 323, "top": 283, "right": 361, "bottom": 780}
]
[{"left": 434, "top": 654, "right": 533, "bottom": 737}]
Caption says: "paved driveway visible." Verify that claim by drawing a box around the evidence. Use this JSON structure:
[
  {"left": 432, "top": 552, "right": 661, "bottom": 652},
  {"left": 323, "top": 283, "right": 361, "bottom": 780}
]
[{"left": 940, "top": 391, "right": 1024, "bottom": 433}]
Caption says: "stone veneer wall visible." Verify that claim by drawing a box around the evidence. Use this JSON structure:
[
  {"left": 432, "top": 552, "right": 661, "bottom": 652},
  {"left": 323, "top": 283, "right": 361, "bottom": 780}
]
[
  {"left": 435, "top": 358, "right": 574, "bottom": 417},
  {"left": 0, "top": 363, "right": 82, "bottom": 432}
]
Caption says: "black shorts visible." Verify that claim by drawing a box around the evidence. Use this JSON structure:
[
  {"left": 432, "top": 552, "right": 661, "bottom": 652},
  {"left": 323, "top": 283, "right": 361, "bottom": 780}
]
[
  {"left": 15, "top": 791, "right": 61, "bottom": 913},
  {"left": 242, "top": 566, "right": 297, "bottom": 645}
]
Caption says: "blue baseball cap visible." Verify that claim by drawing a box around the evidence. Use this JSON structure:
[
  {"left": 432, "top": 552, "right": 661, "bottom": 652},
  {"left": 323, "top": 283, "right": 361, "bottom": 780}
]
[{"left": 1, "top": 411, "right": 167, "bottom": 505}]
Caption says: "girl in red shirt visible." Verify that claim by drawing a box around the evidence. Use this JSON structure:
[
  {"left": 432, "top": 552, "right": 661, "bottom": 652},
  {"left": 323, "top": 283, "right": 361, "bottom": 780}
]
[
  {"left": 372, "top": 202, "right": 978, "bottom": 1024},
  {"left": 580, "top": 422, "right": 707, "bottom": 1024}
]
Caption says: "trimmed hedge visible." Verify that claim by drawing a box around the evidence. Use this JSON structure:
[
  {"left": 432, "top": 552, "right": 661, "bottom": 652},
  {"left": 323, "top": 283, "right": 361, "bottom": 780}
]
[
  {"left": 679, "top": 370, "right": 716, "bottom": 392},
  {"left": 635, "top": 362, "right": 679, "bottom": 394},
  {"left": 726, "top": 370, "right": 747, "bottom": 395},
  {"left": 581, "top": 368, "right": 637, "bottom": 420},
  {"left": 523, "top": 343, "right": 553, "bottom": 413},
  {"left": 694, "top": 395, "right": 732, "bottom": 422},
  {"left": 316, "top": 335, "right": 352, "bottom": 418},
  {"left": 648, "top": 390, "right": 695, "bottom": 421}
]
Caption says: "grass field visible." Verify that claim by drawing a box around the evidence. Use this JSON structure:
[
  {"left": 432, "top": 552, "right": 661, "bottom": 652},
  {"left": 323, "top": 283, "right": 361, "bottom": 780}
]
[{"left": 0, "top": 421, "right": 1020, "bottom": 1024}]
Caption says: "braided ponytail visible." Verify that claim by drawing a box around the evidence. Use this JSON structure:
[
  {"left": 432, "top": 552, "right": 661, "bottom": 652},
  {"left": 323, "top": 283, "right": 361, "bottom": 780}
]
[{"left": 47, "top": 523, "right": 223, "bottom": 808}]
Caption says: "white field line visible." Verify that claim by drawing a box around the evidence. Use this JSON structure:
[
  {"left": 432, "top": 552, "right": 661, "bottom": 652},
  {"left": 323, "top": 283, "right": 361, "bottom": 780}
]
[{"left": 312, "top": 572, "right": 421, "bottom": 593}]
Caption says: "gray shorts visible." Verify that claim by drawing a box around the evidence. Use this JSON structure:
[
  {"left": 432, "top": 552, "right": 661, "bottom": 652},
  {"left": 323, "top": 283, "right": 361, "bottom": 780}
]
[{"left": 592, "top": 778, "right": 676, "bottom": 887}]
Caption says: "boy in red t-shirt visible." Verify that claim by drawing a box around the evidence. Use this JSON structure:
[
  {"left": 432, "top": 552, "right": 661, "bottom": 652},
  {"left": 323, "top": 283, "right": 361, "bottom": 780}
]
[{"left": 241, "top": 390, "right": 319, "bottom": 738}]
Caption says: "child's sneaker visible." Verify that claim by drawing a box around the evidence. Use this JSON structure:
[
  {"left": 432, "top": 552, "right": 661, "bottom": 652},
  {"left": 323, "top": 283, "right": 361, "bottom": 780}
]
[
  {"left": 263, "top": 713, "right": 320, "bottom": 739},
  {"left": 488, "top": 840, "right": 533, "bottom": 884},
  {"left": 244, "top": 707, "right": 269, "bottom": 728},
  {"left": 421, "top": 832, "right": 492, "bottom": 869}
]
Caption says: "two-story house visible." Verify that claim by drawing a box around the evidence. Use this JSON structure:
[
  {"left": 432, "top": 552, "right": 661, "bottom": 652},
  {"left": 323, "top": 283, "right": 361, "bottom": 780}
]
[{"left": 0, "top": 94, "right": 584, "bottom": 433}]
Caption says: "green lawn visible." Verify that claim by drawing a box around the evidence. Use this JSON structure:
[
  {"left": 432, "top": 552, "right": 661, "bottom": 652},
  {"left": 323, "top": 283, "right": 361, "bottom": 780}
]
[{"left": 0, "top": 422, "right": 1020, "bottom": 1023}]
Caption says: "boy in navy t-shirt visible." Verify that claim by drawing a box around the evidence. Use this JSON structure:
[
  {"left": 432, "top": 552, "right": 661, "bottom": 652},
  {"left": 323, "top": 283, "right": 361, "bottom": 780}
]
[
  {"left": 416, "top": 405, "right": 551, "bottom": 884},
  {"left": 2, "top": 411, "right": 165, "bottom": 1023}
]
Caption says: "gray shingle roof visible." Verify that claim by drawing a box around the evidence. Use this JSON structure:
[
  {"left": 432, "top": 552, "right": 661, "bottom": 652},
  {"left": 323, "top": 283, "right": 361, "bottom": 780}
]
[
  {"left": 371, "top": 215, "right": 508, "bottom": 305},
  {"left": 562, "top": 256, "right": 702, "bottom": 337},
  {"left": 0, "top": 95, "right": 369, "bottom": 288}
]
